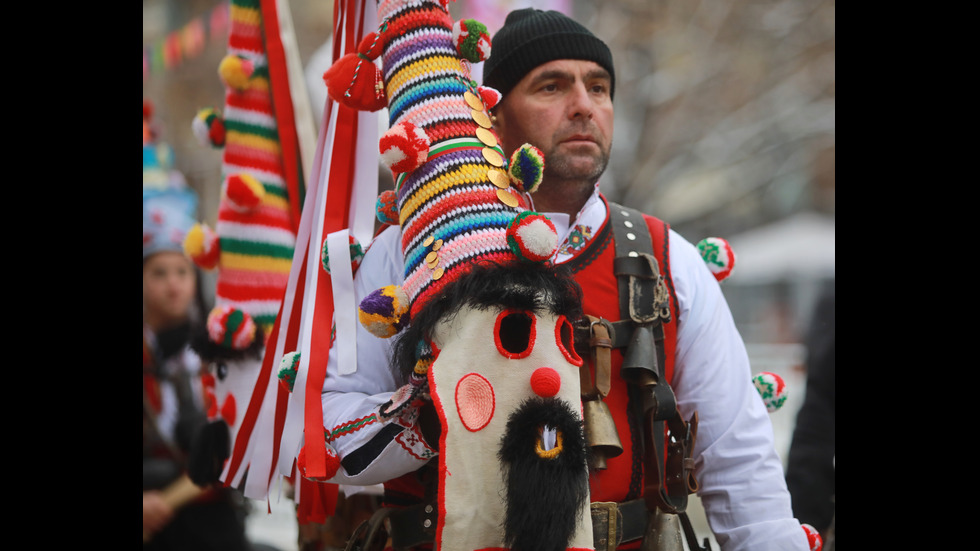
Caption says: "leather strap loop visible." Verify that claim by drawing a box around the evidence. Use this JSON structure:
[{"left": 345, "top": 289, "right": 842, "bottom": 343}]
[{"left": 580, "top": 315, "right": 613, "bottom": 400}]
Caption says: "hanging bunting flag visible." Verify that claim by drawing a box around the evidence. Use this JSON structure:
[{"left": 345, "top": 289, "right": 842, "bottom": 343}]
[{"left": 143, "top": 1, "right": 231, "bottom": 80}]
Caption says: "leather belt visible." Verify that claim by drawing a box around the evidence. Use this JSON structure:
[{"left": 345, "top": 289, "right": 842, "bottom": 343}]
[
  {"left": 575, "top": 319, "right": 664, "bottom": 351},
  {"left": 375, "top": 499, "right": 648, "bottom": 551},
  {"left": 591, "top": 499, "right": 648, "bottom": 551}
]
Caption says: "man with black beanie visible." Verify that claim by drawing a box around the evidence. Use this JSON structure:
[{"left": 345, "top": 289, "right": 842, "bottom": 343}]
[
  {"left": 478, "top": 9, "right": 810, "bottom": 550},
  {"left": 320, "top": 7, "right": 811, "bottom": 551}
]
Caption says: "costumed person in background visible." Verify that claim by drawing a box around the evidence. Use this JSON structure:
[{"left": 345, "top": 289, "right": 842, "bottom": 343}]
[
  {"left": 313, "top": 6, "right": 812, "bottom": 551},
  {"left": 786, "top": 283, "right": 835, "bottom": 549},
  {"left": 143, "top": 101, "right": 251, "bottom": 551}
]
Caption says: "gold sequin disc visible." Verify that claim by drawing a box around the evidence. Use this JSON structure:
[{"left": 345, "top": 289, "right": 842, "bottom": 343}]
[
  {"left": 482, "top": 147, "right": 504, "bottom": 167},
  {"left": 472, "top": 109, "right": 492, "bottom": 128},
  {"left": 464, "top": 91, "right": 484, "bottom": 110},
  {"left": 425, "top": 251, "right": 438, "bottom": 265},
  {"left": 432, "top": 267, "right": 445, "bottom": 280},
  {"left": 476, "top": 127, "right": 498, "bottom": 148},
  {"left": 497, "top": 188, "right": 519, "bottom": 207},
  {"left": 488, "top": 169, "right": 510, "bottom": 189}
]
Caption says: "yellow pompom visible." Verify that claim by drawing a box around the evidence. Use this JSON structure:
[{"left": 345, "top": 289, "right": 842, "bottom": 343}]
[
  {"left": 184, "top": 223, "right": 220, "bottom": 270},
  {"left": 225, "top": 173, "right": 266, "bottom": 211},
  {"left": 358, "top": 285, "right": 410, "bottom": 338},
  {"left": 218, "top": 54, "right": 255, "bottom": 91}
]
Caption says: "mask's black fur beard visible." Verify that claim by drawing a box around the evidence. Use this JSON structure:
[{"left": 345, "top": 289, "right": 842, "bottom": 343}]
[{"left": 498, "top": 397, "right": 589, "bottom": 551}]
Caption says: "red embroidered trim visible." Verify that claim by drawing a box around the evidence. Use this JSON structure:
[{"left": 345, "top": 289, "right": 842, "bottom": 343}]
[
  {"left": 555, "top": 315, "right": 584, "bottom": 367},
  {"left": 327, "top": 413, "right": 379, "bottom": 441},
  {"left": 394, "top": 423, "right": 437, "bottom": 460},
  {"left": 493, "top": 308, "right": 536, "bottom": 360}
]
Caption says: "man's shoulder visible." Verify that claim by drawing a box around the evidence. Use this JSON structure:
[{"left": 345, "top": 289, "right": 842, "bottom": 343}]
[
  {"left": 603, "top": 198, "right": 668, "bottom": 228},
  {"left": 601, "top": 198, "right": 704, "bottom": 273}
]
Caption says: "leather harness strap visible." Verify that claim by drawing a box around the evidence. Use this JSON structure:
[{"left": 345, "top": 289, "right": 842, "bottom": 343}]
[{"left": 607, "top": 202, "right": 699, "bottom": 516}]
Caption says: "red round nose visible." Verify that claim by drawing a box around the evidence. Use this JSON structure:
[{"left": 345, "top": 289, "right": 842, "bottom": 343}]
[{"left": 531, "top": 367, "right": 561, "bottom": 398}]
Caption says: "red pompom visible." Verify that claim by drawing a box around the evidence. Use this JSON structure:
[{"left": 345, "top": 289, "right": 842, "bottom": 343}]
[
  {"left": 478, "top": 86, "right": 502, "bottom": 109},
  {"left": 322, "top": 32, "right": 387, "bottom": 112},
  {"left": 297, "top": 444, "right": 341, "bottom": 482},
  {"left": 506, "top": 211, "right": 558, "bottom": 263},
  {"left": 225, "top": 173, "right": 265, "bottom": 212},
  {"left": 379, "top": 122, "right": 430, "bottom": 174},
  {"left": 531, "top": 367, "right": 561, "bottom": 398},
  {"left": 801, "top": 524, "right": 823, "bottom": 551}
]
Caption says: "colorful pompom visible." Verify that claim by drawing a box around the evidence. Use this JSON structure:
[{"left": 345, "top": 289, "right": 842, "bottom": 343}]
[
  {"left": 508, "top": 143, "right": 546, "bottom": 193},
  {"left": 207, "top": 306, "right": 257, "bottom": 350},
  {"left": 225, "top": 173, "right": 265, "bottom": 212},
  {"left": 376, "top": 189, "right": 399, "bottom": 225},
  {"left": 801, "top": 524, "right": 823, "bottom": 551},
  {"left": 218, "top": 54, "right": 255, "bottom": 91},
  {"left": 697, "top": 237, "right": 736, "bottom": 282},
  {"left": 192, "top": 108, "right": 225, "bottom": 148},
  {"left": 752, "top": 371, "right": 788, "bottom": 413},
  {"left": 297, "top": 442, "right": 341, "bottom": 482},
  {"left": 184, "top": 223, "right": 221, "bottom": 270},
  {"left": 452, "top": 19, "right": 491, "bottom": 63},
  {"left": 322, "top": 31, "right": 387, "bottom": 112},
  {"left": 478, "top": 86, "right": 502, "bottom": 110},
  {"left": 358, "top": 285, "right": 410, "bottom": 338},
  {"left": 278, "top": 351, "right": 301, "bottom": 392},
  {"left": 506, "top": 211, "right": 558, "bottom": 263},
  {"left": 379, "top": 122, "right": 430, "bottom": 174},
  {"left": 320, "top": 234, "right": 365, "bottom": 274}
]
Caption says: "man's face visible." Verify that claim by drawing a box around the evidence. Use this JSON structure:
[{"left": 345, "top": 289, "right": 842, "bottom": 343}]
[{"left": 493, "top": 59, "right": 614, "bottom": 184}]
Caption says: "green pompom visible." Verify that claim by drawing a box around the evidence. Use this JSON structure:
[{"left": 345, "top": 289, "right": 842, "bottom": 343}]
[{"left": 278, "top": 351, "right": 301, "bottom": 392}]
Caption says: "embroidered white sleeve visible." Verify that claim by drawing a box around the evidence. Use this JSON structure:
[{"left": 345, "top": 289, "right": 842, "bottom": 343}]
[
  {"left": 668, "top": 230, "right": 808, "bottom": 551},
  {"left": 321, "top": 226, "right": 435, "bottom": 486}
]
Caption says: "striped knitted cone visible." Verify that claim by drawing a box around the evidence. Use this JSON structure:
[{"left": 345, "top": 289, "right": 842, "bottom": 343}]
[
  {"left": 186, "top": 0, "right": 297, "bottom": 339},
  {"left": 376, "top": 0, "right": 551, "bottom": 323}
]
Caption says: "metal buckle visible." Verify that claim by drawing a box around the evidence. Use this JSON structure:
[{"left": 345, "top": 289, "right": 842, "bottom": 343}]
[{"left": 590, "top": 501, "right": 622, "bottom": 551}]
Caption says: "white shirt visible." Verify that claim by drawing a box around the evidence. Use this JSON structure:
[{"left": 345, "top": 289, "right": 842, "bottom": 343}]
[{"left": 320, "top": 189, "right": 808, "bottom": 551}]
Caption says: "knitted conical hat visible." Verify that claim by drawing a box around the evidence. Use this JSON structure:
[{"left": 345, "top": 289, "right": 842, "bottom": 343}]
[
  {"left": 185, "top": 0, "right": 298, "bottom": 345},
  {"left": 335, "top": 3, "right": 558, "bottom": 339}
]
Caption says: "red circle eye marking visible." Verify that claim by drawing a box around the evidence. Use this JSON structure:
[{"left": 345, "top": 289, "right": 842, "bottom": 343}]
[
  {"left": 494, "top": 309, "right": 536, "bottom": 359},
  {"left": 555, "top": 315, "right": 583, "bottom": 366}
]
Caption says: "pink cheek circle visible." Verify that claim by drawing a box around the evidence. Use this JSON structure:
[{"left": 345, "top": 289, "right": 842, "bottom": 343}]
[
  {"left": 531, "top": 367, "right": 561, "bottom": 398},
  {"left": 455, "top": 373, "right": 495, "bottom": 432}
]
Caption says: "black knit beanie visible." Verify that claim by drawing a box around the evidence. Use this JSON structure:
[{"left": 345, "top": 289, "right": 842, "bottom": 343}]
[{"left": 483, "top": 9, "right": 615, "bottom": 100}]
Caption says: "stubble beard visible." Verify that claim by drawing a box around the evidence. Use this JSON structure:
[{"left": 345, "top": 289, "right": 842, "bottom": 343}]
[
  {"left": 535, "top": 142, "right": 610, "bottom": 210},
  {"left": 544, "top": 145, "right": 609, "bottom": 184}
]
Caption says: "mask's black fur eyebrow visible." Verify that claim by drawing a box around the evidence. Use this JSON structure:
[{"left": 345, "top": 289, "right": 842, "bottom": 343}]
[{"left": 390, "top": 261, "right": 583, "bottom": 381}]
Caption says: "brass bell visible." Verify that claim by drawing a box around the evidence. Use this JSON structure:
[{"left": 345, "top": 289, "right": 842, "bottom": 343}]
[
  {"left": 621, "top": 323, "right": 659, "bottom": 387},
  {"left": 583, "top": 398, "right": 623, "bottom": 470}
]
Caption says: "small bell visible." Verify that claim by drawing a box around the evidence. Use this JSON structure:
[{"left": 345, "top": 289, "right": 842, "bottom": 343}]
[
  {"left": 640, "top": 509, "right": 686, "bottom": 551},
  {"left": 621, "top": 323, "right": 659, "bottom": 387},
  {"left": 583, "top": 398, "right": 623, "bottom": 470}
]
